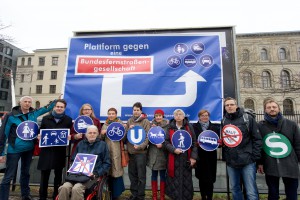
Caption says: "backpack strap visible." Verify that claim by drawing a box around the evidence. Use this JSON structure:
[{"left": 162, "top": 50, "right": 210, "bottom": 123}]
[{"left": 243, "top": 112, "right": 250, "bottom": 132}]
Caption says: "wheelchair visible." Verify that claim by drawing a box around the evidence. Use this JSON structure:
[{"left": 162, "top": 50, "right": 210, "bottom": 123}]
[{"left": 55, "top": 175, "right": 111, "bottom": 200}]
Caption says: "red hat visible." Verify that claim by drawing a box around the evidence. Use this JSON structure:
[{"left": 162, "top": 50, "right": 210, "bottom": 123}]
[{"left": 154, "top": 109, "right": 164, "bottom": 116}]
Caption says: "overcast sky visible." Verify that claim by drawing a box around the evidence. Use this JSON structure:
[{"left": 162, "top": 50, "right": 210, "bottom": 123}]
[{"left": 1, "top": 0, "right": 299, "bottom": 53}]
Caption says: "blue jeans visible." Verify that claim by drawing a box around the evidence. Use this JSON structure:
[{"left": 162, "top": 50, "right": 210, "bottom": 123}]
[
  {"left": 0, "top": 150, "right": 33, "bottom": 200},
  {"left": 227, "top": 162, "right": 259, "bottom": 200},
  {"left": 265, "top": 175, "right": 298, "bottom": 200}
]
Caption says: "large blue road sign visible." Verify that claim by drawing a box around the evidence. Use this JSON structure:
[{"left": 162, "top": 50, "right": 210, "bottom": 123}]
[
  {"left": 127, "top": 126, "right": 146, "bottom": 145},
  {"left": 171, "top": 130, "right": 192, "bottom": 151},
  {"left": 106, "top": 122, "right": 125, "bottom": 141},
  {"left": 148, "top": 126, "right": 165, "bottom": 145},
  {"left": 39, "top": 129, "right": 70, "bottom": 147},
  {"left": 16, "top": 121, "right": 39, "bottom": 140},
  {"left": 63, "top": 33, "right": 224, "bottom": 123},
  {"left": 73, "top": 116, "right": 94, "bottom": 134},
  {"left": 68, "top": 153, "right": 97, "bottom": 176},
  {"left": 198, "top": 130, "right": 219, "bottom": 151}
]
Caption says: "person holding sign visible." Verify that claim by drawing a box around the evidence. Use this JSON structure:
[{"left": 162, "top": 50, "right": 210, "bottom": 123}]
[
  {"left": 58, "top": 125, "right": 111, "bottom": 200},
  {"left": 37, "top": 99, "right": 73, "bottom": 200},
  {"left": 0, "top": 96, "right": 57, "bottom": 200},
  {"left": 70, "top": 104, "right": 101, "bottom": 157},
  {"left": 257, "top": 98, "right": 300, "bottom": 200},
  {"left": 101, "top": 107, "right": 126, "bottom": 200},
  {"left": 222, "top": 97, "right": 261, "bottom": 200},
  {"left": 147, "top": 109, "right": 169, "bottom": 200},
  {"left": 126, "top": 102, "right": 151, "bottom": 200},
  {"left": 164, "top": 109, "right": 197, "bottom": 200},
  {"left": 193, "top": 109, "right": 220, "bottom": 200}
]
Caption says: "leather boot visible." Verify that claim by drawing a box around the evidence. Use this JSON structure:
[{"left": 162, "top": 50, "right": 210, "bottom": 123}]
[
  {"left": 160, "top": 181, "right": 165, "bottom": 200},
  {"left": 151, "top": 181, "right": 158, "bottom": 200}
]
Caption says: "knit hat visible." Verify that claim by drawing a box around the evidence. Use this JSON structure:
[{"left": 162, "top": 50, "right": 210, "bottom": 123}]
[{"left": 154, "top": 109, "right": 164, "bottom": 116}]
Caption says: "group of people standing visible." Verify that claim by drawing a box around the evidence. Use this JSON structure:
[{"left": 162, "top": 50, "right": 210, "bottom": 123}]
[{"left": 0, "top": 95, "right": 299, "bottom": 200}]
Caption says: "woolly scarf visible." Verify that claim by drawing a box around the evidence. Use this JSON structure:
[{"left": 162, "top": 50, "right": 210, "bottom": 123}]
[
  {"left": 52, "top": 110, "right": 65, "bottom": 119},
  {"left": 264, "top": 112, "right": 282, "bottom": 126},
  {"left": 168, "top": 125, "right": 192, "bottom": 178},
  {"left": 105, "top": 117, "right": 120, "bottom": 125},
  {"left": 200, "top": 121, "right": 209, "bottom": 131}
]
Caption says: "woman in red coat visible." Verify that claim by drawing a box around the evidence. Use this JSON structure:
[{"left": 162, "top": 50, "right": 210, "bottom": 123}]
[{"left": 70, "top": 103, "right": 101, "bottom": 157}]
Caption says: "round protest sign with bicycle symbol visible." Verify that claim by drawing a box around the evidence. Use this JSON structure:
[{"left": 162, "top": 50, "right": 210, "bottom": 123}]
[
  {"left": 74, "top": 116, "right": 93, "bottom": 134},
  {"left": 171, "top": 130, "right": 192, "bottom": 151},
  {"left": 106, "top": 122, "right": 125, "bottom": 141},
  {"left": 221, "top": 124, "right": 243, "bottom": 147},
  {"left": 198, "top": 130, "right": 219, "bottom": 151},
  {"left": 147, "top": 126, "right": 165, "bottom": 145},
  {"left": 127, "top": 126, "right": 146, "bottom": 145},
  {"left": 16, "top": 121, "right": 39, "bottom": 140}
]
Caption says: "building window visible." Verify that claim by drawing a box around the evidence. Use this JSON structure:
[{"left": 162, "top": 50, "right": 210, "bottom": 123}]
[
  {"left": 39, "top": 57, "right": 45, "bottom": 66},
  {"left": 6, "top": 47, "right": 12, "bottom": 56},
  {"left": 242, "top": 49, "right": 249, "bottom": 61},
  {"left": 1, "top": 79, "right": 9, "bottom": 89},
  {"left": 36, "top": 101, "right": 40, "bottom": 109},
  {"left": 0, "top": 106, "right": 4, "bottom": 111},
  {"left": 281, "top": 70, "right": 291, "bottom": 89},
  {"left": 20, "top": 87, "right": 23, "bottom": 95},
  {"left": 279, "top": 48, "right": 287, "bottom": 60},
  {"left": 21, "top": 57, "right": 25, "bottom": 66},
  {"left": 283, "top": 99, "right": 294, "bottom": 114},
  {"left": 49, "top": 85, "right": 56, "bottom": 94},
  {"left": 28, "top": 57, "right": 32, "bottom": 66},
  {"left": 51, "top": 71, "right": 57, "bottom": 80},
  {"left": 262, "top": 71, "right": 272, "bottom": 88},
  {"left": 244, "top": 99, "right": 255, "bottom": 110},
  {"left": 20, "top": 74, "right": 25, "bottom": 82},
  {"left": 242, "top": 72, "right": 253, "bottom": 88},
  {"left": 0, "top": 44, "right": 3, "bottom": 52},
  {"left": 298, "top": 47, "right": 300, "bottom": 60},
  {"left": 36, "top": 85, "right": 42, "bottom": 94},
  {"left": 37, "top": 71, "right": 44, "bottom": 80},
  {"left": 0, "top": 91, "right": 8, "bottom": 100},
  {"left": 260, "top": 48, "right": 268, "bottom": 61},
  {"left": 52, "top": 57, "right": 58, "bottom": 66}
]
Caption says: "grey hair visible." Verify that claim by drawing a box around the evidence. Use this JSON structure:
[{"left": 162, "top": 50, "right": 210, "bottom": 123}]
[
  {"left": 86, "top": 125, "right": 99, "bottom": 134},
  {"left": 20, "top": 96, "right": 33, "bottom": 102},
  {"left": 173, "top": 109, "right": 185, "bottom": 117}
]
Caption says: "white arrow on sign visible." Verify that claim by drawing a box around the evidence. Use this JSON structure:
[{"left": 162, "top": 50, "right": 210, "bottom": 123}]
[{"left": 100, "top": 70, "right": 206, "bottom": 116}]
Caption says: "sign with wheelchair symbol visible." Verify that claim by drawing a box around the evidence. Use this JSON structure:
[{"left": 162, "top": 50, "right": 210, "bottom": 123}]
[
  {"left": 39, "top": 129, "right": 70, "bottom": 147},
  {"left": 148, "top": 126, "right": 165, "bottom": 144},
  {"left": 222, "top": 124, "right": 243, "bottom": 147},
  {"left": 171, "top": 130, "right": 192, "bottom": 151},
  {"left": 16, "top": 121, "right": 39, "bottom": 140},
  {"left": 74, "top": 116, "right": 94, "bottom": 134},
  {"left": 127, "top": 126, "right": 146, "bottom": 145},
  {"left": 198, "top": 130, "right": 219, "bottom": 151},
  {"left": 106, "top": 122, "right": 125, "bottom": 141},
  {"left": 68, "top": 153, "right": 97, "bottom": 176}
]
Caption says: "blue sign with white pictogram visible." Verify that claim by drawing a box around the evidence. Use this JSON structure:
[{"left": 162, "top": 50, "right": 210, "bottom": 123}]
[
  {"left": 64, "top": 34, "right": 225, "bottom": 123},
  {"left": 148, "top": 126, "right": 165, "bottom": 144},
  {"left": 127, "top": 126, "right": 146, "bottom": 145},
  {"left": 68, "top": 153, "right": 97, "bottom": 176},
  {"left": 198, "top": 130, "right": 219, "bottom": 151},
  {"left": 106, "top": 122, "right": 125, "bottom": 141},
  {"left": 16, "top": 121, "right": 39, "bottom": 140},
  {"left": 74, "top": 116, "right": 94, "bottom": 134},
  {"left": 171, "top": 130, "right": 192, "bottom": 151},
  {"left": 39, "top": 129, "right": 70, "bottom": 147}
]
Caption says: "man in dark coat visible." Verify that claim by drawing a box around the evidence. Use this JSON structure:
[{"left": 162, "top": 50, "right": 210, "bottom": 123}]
[
  {"left": 37, "top": 99, "right": 73, "bottom": 200},
  {"left": 257, "top": 98, "right": 300, "bottom": 200},
  {"left": 222, "top": 97, "right": 261, "bottom": 200}
]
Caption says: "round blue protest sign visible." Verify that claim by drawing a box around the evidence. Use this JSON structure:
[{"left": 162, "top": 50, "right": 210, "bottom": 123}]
[
  {"left": 171, "top": 130, "right": 192, "bottom": 151},
  {"left": 16, "top": 121, "right": 39, "bottom": 140},
  {"left": 106, "top": 122, "right": 125, "bottom": 141},
  {"left": 148, "top": 126, "right": 165, "bottom": 145},
  {"left": 74, "top": 116, "right": 94, "bottom": 134},
  {"left": 127, "top": 126, "right": 146, "bottom": 145},
  {"left": 198, "top": 130, "right": 219, "bottom": 151}
]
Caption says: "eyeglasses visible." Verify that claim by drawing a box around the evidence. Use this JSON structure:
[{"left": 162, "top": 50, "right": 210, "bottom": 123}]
[
  {"left": 225, "top": 104, "right": 236, "bottom": 107},
  {"left": 83, "top": 109, "right": 92, "bottom": 111}
]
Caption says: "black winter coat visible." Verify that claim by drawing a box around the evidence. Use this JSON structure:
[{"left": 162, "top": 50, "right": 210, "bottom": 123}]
[
  {"left": 37, "top": 114, "right": 73, "bottom": 170},
  {"left": 193, "top": 121, "right": 220, "bottom": 184}
]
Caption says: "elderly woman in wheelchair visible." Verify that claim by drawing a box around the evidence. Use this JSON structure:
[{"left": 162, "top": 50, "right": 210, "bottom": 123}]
[{"left": 58, "top": 125, "right": 111, "bottom": 200}]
